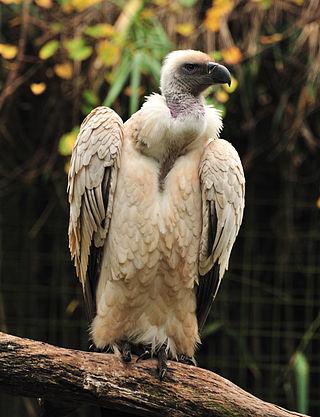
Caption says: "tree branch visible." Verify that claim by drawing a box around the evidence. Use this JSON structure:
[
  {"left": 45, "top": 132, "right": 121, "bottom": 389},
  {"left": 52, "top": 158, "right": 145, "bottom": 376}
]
[{"left": 0, "top": 331, "right": 309, "bottom": 417}]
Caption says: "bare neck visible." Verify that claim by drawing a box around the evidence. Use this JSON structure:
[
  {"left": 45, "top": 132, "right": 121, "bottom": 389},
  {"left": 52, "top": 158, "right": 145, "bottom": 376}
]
[{"left": 162, "top": 86, "right": 205, "bottom": 119}]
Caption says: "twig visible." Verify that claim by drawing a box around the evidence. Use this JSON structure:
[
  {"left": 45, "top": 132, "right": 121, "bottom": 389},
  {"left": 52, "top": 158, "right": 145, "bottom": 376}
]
[{"left": 0, "top": 0, "right": 31, "bottom": 111}]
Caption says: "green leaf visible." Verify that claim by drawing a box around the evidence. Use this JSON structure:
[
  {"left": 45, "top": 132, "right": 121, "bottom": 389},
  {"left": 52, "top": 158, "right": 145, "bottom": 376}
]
[
  {"left": 129, "top": 51, "right": 142, "bottom": 115},
  {"left": 143, "top": 55, "right": 161, "bottom": 83},
  {"left": 292, "top": 351, "right": 309, "bottom": 414},
  {"left": 50, "top": 23, "right": 63, "bottom": 34},
  {"left": 85, "top": 24, "right": 114, "bottom": 38},
  {"left": 81, "top": 89, "right": 98, "bottom": 114},
  {"left": 64, "top": 38, "right": 93, "bottom": 61},
  {"left": 178, "top": 0, "right": 198, "bottom": 7},
  {"left": 103, "top": 52, "right": 131, "bottom": 107},
  {"left": 202, "top": 321, "right": 224, "bottom": 338},
  {"left": 205, "top": 97, "right": 226, "bottom": 117},
  {"left": 39, "top": 40, "right": 59, "bottom": 60},
  {"left": 83, "top": 89, "right": 98, "bottom": 107},
  {"left": 211, "top": 50, "right": 223, "bottom": 62},
  {"left": 259, "top": 0, "right": 271, "bottom": 10}
]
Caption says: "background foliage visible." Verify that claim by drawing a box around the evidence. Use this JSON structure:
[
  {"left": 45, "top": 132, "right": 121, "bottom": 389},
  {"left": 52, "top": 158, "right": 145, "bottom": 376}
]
[{"left": 0, "top": 0, "right": 320, "bottom": 416}]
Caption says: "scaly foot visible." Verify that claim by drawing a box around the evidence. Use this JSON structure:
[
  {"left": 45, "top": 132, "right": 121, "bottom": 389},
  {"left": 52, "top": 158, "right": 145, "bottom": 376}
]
[
  {"left": 157, "top": 345, "right": 168, "bottom": 381},
  {"left": 119, "top": 340, "right": 132, "bottom": 363}
]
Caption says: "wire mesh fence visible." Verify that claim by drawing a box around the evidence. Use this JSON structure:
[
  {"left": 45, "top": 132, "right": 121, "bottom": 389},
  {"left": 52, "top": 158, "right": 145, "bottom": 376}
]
[{"left": 0, "top": 155, "right": 319, "bottom": 417}]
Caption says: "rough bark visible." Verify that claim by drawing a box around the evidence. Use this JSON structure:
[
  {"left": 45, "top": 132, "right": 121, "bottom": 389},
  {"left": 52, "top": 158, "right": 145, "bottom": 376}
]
[{"left": 0, "top": 331, "right": 309, "bottom": 417}]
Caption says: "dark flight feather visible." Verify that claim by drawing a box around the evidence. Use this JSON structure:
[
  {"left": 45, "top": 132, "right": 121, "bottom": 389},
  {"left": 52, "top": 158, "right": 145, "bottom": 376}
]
[{"left": 196, "top": 205, "right": 222, "bottom": 332}]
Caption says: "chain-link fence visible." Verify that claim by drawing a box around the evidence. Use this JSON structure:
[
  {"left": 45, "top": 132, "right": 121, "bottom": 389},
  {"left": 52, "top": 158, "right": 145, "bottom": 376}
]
[{"left": 1, "top": 153, "right": 319, "bottom": 416}]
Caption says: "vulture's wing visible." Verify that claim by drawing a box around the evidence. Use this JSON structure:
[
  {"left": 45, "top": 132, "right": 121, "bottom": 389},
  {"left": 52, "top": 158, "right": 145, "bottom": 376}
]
[
  {"left": 197, "top": 139, "right": 245, "bottom": 331},
  {"left": 68, "top": 107, "right": 123, "bottom": 321}
]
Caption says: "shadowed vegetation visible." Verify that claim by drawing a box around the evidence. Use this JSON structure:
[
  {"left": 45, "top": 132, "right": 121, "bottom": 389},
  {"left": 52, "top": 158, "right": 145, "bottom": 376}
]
[{"left": 0, "top": 0, "right": 319, "bottom": 416}]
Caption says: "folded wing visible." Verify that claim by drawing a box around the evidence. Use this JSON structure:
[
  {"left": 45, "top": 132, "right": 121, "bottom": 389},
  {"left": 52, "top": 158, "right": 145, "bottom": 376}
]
[
  {"left": 197, "top": 139, "right": 245, "bottom": 330},
  {"left": 68, "top": 107, "right": 123, "bottom": 320}
]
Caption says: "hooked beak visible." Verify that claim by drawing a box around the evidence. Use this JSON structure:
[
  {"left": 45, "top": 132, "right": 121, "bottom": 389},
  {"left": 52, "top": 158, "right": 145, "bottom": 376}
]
[{"left": 208, "top": 62, "right": 231, "bottom": 86}]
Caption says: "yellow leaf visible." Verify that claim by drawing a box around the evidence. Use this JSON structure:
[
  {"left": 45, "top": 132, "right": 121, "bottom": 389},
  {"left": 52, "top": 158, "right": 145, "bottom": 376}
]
[
  {"left": 204, "top": 8, "right": 221, "bottom": 32},
  {"left": 30, "top": 82, "right": 46, "bottom": 95},
  {"left": 152, "top": 0, "right": 169, "bottom": 5},
  {"left": 204, "top": 0, "right": 234, "bottom": 32},
  {"left": 169, "top": 1, "right": 181, "bottom": 12},
  {"left": 0, "top": 0, "right": 21, "bottom": 4},
  {"left": 215, "top": 89, "right": 229, "bottom": 103},
  {"left": 105, "top": 71, "right": 114, "bottom": 84},
  {"left": 96, "top": 41, "right": 120, "bottom": 66},
  {"left": 35, "top": 0, "right": 52, "bottom": 8},
  {"left": 293, "top": 0, "right": 304, "bottom": 5},
  {"left": 214, "top": 0, "right": 234, "bottom": 14},
  {"left": 260, "top": 33, "right": 283, "bottom": 45},
  {"left": 140, "top": 8, "right": 155, "bottom": 19},
  {"left": 223, "top": 75, "right": 238, "bottom": 93},
  {"left": 54, "top": 62, "right": 73, "bottom": 79},
  {"left": 316, "top": 197, "right": 320, "bottom": 209},
  {"left": 221, "top": 46, "right": 242, "bottom": 64},
  {"left": 66, "top": 299, "right": 79, "bottom": 315},
  {"left": 61, "top": 1, "right": 73, "bottom": 13},
  {"left": 124, "top": 86, "right": 145, "bottom": 97},
  {"left": 0, "top": 43, "right": 18, "bottom": 59},
  {"left": 175, "top": 23, "right": 194, "bottom": 37},
  {"left": 70, "top": 0, "right": 101, "bottom": 12},
  {"left": 85, "top": 23, "right": 114, "bottom": 38},
  {"left": 59, "top": 128, "right": 79, "bottom": 156},
  {"left": 64, "top": 160, "right": 70, "bottom": 174}
]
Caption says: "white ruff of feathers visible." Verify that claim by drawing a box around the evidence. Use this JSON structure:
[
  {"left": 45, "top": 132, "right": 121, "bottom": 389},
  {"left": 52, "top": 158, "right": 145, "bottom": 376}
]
[{"left": 137, "top": 93, "right": 223, "bottom": 160}]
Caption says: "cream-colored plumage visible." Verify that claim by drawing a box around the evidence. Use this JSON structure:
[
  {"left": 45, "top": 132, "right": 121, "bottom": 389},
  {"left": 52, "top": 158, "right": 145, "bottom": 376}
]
[{"left": 68, "top": 50, "right": 245, "bottom": 364}]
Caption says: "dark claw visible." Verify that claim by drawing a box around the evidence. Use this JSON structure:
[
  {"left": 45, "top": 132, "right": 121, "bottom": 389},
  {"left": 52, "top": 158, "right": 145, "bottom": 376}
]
[
  {"left": 157, "top": 346, "right": 168, "bottom": 381},
  {"left": 120, "top": 341, "right": 132, "bottom": 363},
  {"left": 159, "top": 367, "right": 167, "bottom": 381},
  {"left": 178, "top": 354, "right": 197, "bottom": 366},
  {"left": 89, "top": 343, "right": 108, "bottom": 353},
  {"left": 136, "top": 349, "right": 151, "bottom": 362}
]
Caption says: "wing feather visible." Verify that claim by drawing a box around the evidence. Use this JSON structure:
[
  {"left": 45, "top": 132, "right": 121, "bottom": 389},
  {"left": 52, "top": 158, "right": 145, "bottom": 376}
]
[
  {"left": 197, "top": 139, "right": 245, "bottom": 330},
  {"left": 68, "top": 107, "right": 123, "bottom": 320}
]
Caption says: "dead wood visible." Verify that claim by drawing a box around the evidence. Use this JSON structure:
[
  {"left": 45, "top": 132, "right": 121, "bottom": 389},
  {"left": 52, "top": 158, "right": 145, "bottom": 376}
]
[{"left": 0, "top": 331, "right": 309, "bottom": 417}]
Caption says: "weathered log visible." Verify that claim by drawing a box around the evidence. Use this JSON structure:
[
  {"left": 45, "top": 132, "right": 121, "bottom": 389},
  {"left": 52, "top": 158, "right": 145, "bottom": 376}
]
[{"left": 0, "top": 331, "right": 308, "bottom": 417}]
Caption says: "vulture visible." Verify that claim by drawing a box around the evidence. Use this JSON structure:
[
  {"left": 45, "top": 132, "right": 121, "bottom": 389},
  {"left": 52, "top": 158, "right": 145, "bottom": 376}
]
[{"left": 68, "top": 49, "right": 245, "bottom": 379}]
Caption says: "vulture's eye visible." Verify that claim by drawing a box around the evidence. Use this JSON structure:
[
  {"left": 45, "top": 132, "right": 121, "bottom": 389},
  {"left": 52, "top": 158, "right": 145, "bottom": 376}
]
[{"left": 183, "top": 63, "right": 199, "bottom": 73}]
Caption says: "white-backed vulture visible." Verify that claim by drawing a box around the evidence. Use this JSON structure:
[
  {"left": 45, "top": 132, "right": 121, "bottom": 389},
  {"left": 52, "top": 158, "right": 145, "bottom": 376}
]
[{"left": 68, "top": 49, "right": 245, "bottom": 379}]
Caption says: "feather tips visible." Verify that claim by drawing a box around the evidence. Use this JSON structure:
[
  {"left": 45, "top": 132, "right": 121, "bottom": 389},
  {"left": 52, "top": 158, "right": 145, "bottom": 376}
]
[
  {"left": 68, "top": 106, "right": 123, "bottom": 294},
  {"left": 199, "top": 138, "right": 245, "bottom": 279}
]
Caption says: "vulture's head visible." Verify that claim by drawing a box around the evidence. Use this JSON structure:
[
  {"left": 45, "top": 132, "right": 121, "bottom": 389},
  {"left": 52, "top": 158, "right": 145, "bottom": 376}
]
[{"left": 160, "top": 50, "right": 231, "bottom": 98}]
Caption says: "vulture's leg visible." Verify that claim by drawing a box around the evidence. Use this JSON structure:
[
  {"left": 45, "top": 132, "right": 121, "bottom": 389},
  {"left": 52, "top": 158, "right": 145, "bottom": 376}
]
[
  {"left": 157, "top": 345, "right": 168, "bottom": 380},
  {"left": 119, "top": 340, "right": 132, "bottom": 362},
  {"left": 177, "top": 354, "right": 197, "bottom": 366}
]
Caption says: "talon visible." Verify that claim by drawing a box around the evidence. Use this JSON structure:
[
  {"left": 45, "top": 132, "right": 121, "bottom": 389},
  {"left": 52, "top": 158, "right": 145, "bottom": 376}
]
[
  {"left": 136, "top": 349, "right": 151, "bottom": 362},
  {"left": 89, "top": 343, "right": 106, "bottom": 353},
  {"left": 159, "top": 367, "right": 167, "bottom": 381},
  {"left": 178, "top": 354, "right": 197, "bottom": 366},
  {"left": 157, "top": 346, "right": 168, "bottom": 381}
]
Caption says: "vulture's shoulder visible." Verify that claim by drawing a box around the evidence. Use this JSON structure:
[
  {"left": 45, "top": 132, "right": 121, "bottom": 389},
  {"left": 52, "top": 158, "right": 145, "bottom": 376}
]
[{"left": 201, "top": 138, "right": 244, "bottom": 167}]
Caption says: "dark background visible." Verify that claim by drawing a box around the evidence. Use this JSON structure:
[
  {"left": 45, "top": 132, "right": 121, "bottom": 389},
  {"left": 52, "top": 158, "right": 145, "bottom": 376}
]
[{"left": 0, "top": 1, "right": 320, "bottom": 416}]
